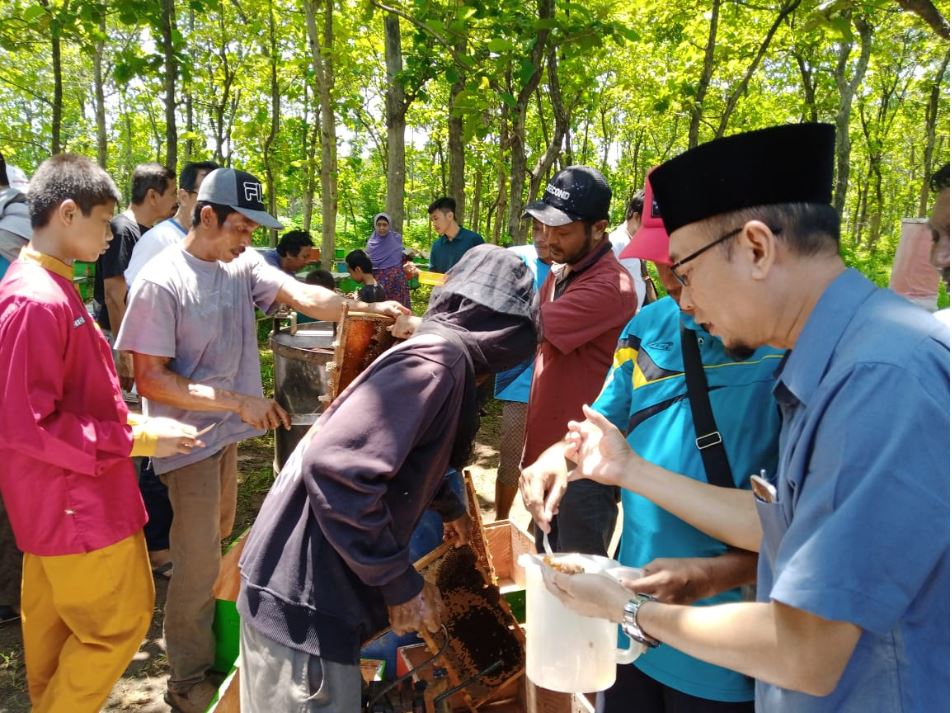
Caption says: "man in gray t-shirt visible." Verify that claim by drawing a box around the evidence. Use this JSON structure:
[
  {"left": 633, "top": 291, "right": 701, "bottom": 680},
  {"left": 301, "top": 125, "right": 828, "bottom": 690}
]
[{"left": 116, "top": 168, "right": 406, "bottom": 713}]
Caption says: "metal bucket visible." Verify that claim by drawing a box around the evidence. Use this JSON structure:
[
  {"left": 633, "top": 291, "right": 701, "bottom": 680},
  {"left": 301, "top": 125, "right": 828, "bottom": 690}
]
[{"left": 270, "top": 322, "right": 335, "bottom": 473}]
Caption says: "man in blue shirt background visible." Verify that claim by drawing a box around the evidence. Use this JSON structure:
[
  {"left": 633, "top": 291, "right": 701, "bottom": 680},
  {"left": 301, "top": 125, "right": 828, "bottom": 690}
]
[
  {"left": 263, "top": 229, "right": 319, "bottom": 275},
  {"left": 527, "top": 123, "right": 950, "bottom": 713},
  {"left": 428, "top": 196, "right": 484, "bottom": 273}
]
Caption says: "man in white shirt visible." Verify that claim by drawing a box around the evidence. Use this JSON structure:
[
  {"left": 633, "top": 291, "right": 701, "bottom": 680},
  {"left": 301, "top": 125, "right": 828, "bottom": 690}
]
[
  {"left": 125, "top": 161, "right": 219, "bottom": 287},
  {"left": 607, "top": 190, "right": 648, "bottom": 308}
]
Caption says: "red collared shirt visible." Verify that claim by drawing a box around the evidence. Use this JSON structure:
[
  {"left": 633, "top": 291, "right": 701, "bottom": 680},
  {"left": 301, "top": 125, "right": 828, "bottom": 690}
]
[
  {"left": 0, "top": 248, "right": 145, "bottom": 556},
  {"left": 524, "top": 241, "right": 637, "bottom": 465}
]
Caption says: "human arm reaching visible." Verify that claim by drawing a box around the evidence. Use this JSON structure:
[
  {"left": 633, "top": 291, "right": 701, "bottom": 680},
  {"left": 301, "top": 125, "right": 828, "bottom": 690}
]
[{"left": 564, "top": 404, "right": 762, "bottom": 552}]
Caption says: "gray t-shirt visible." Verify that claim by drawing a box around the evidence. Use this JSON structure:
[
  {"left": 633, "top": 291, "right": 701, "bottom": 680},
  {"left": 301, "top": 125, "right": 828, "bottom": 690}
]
[{"left": 116, "top": 245, "right": 290, "bottom": 474}]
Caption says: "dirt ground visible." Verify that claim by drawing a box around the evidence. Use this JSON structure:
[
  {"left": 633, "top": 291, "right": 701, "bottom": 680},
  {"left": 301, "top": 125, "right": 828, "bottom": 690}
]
[{"left": 0, "top": 401, "right": 527, "bottom": 712}]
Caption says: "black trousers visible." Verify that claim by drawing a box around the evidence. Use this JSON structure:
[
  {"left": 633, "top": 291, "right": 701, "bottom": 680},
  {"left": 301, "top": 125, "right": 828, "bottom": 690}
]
[
  {"left": 598, "top": 663, "right": 754, "bottom": 713},
  {"left": 139, "top": 458, "right": 174, "bottom": 552},
  {"left": 534, "top": 479, "right": 618, "bottom": 556}
]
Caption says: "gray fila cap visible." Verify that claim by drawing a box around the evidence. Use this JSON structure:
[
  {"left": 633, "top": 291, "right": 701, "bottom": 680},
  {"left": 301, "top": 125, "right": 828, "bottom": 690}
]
[{"left": 197, "top": 167, "right": 283, "bottom": 229}]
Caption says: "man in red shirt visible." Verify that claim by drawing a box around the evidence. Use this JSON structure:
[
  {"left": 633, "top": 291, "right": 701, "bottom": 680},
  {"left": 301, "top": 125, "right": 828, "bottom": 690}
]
[
  {"left": 0, "top": 154, "right": 200, "bottom": 712},
  {"left": 521, "top": 166, "right": 637, "bottom": 554}
]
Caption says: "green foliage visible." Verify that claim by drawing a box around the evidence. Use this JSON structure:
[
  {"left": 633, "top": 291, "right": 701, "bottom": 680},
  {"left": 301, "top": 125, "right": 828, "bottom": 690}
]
[{"left": 0, "top": 0, "right": 946, "bottom": 284}]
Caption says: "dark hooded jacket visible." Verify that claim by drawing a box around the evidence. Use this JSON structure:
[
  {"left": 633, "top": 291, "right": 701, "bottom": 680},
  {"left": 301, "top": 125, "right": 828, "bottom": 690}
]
[{"left": 238, "top": 244, "right": 539, "bottom": 664}]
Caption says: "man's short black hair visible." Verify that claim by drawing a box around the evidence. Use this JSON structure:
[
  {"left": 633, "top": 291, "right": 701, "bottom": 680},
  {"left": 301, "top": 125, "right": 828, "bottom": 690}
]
[
  {"left": 276, "top": 229, "right": 314, "bottom": 257},
  {"left": 345, "top": 249, "right": 374, "bottom": 274},
  {"left": 180, "top": 161, "right": 219, "bottom": 192},
  {"left": 931, "top": 163, "right": 950, "bottom": 193},
  {"left": 428, "top": 196, "right": 456, "bottom": 216},
  {"left": 192, "top": 200, "right": 236, "bottom": 227},
  {"left": 0, "top": 152, "right": 7, "bottom": 187},
  {"left": 29, "top": 154, "right": 121, "bottom": 229},
  {"left": 305, "top": 269, "right": 336, "bottom": 290},
  {"left": 626, "top": 189, "right": 645, "bottom": 220},
  {"left": 708, "top": 202, "right": 840, "bottom": 258},
  {"left": 130, "top": 162, "right": 176, "bottom": 204}
]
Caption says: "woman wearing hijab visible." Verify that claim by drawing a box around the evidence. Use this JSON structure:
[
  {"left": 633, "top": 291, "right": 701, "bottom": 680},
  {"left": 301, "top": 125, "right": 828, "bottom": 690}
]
[
  {"left": 236, "top": 245, "right": 539, "bottom": 713},
  {"left": 366, "top": 212, "right": 411, "bottom": 308}
]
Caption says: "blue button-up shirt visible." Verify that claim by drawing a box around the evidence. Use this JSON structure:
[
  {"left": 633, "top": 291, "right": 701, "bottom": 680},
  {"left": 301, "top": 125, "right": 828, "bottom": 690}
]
[{"left": 756, "top": 269, "right": 950, "bottom": 712}]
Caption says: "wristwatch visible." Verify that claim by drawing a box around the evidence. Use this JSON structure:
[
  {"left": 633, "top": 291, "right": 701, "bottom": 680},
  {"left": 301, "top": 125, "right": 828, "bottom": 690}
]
[{"left": 622, "top": 593, "right": 660, "bottom": 648}]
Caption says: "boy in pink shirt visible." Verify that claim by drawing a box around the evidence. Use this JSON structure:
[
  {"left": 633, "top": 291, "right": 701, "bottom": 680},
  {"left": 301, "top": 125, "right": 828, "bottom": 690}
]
[{"left": 0, "top": 154, "right": 200, "bottom": 712}]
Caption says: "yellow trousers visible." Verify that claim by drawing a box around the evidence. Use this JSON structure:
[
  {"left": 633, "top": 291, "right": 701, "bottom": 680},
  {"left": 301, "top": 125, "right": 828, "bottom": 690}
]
[{"left": 21, "top": 531, "right": 155, "bottom": 713}]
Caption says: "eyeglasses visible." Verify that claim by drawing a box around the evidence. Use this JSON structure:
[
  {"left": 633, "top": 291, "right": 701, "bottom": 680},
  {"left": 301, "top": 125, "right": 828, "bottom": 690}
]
[{"left": 670, "top": 225, "right": 780, "bottom": 287}]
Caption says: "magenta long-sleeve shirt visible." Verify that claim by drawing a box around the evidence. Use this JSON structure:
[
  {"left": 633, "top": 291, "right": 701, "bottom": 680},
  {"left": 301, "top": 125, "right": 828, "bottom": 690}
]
[{"left": 0, "top": 250, "right": 145, "bottom": 556}]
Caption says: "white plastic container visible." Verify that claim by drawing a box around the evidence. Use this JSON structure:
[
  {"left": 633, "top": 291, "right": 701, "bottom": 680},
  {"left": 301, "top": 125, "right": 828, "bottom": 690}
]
[{"left": 519, "top": 552, "right": 642, "bottom": 693}]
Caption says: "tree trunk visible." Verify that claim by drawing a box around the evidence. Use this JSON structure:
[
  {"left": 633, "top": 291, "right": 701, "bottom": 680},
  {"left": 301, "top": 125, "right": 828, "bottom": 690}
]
[
  {"left": 50, "top": 10, "right": 63, "bottom": 154},
  {"left": 714, "top": 0, "right": 803, "bottom": 138},
  {"left": 383, "top": 13, "right": 407, "bottom": 234},
  {"left": 263, "top": 0, "right": 281, "bottom": 246},
  {"left": 305, "top": 0, "right": 339, "bottom": 266},
  {"left": 493, "top": 91, "right": 511, "bottom": 245},
  {"left": 918, "top": 54, "right": 949, "bottom": 215},
  {"left": 688, "top": 0, "right": 720, "bottom": 149},
  {"left": 161, "top": 0, "right": 178, "bottom": 172},
  {"left": 448, "top": 27, "right": 467, "bottom": 220},
  {"left": 470, "top": 167, "right": 482, "bottom": 229},
  {"left": 302, "top": 82, "right": 318, "bottom": 232},
  {"left": 832, "top": 13, "right": 873, "bottom": 220},
  {"left": 894, "top": 0, "right": 949, "bottom": 38},
  {"left": 506, "top": 0, "right": 554, "bottom": 243},
  {"left": 794, "top": 51, "right": 819, "bottom": 123},
  {"left": 184, "top": 6, "right": 196, "bottom": 161},
  {"left": 93, "top": 12, "right": 107, "bottom": 167},
  {"left": 528, "top": 44, "right": 570, "bottom": 204}
]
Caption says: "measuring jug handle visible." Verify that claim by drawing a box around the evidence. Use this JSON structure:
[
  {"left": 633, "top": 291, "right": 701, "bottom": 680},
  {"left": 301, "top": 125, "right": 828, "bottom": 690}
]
[{"left": 615, "top": 627, "right": 646, "bottom": 665}]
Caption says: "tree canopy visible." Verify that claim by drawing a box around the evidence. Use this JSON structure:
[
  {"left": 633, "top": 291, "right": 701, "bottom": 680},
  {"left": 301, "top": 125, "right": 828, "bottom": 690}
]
[{"left": 0, "top": 0, "right": 948, "bottom": 282}]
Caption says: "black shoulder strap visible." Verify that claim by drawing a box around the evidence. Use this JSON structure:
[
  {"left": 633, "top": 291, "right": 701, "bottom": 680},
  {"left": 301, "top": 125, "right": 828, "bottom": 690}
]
[{"left": 679, "top": 323, "right": 735, "bottom": 489}]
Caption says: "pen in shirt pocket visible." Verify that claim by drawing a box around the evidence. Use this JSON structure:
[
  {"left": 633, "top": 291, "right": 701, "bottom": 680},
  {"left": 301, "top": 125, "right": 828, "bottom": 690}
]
[{"left": 750, "top": 468, "right": 777, "bottom": 504}]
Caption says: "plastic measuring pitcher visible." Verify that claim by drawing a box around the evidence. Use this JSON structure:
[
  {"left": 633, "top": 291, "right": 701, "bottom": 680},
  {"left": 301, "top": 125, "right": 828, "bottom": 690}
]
[{"left": 519, "top": 552, "right": 642, "bottom": 693}]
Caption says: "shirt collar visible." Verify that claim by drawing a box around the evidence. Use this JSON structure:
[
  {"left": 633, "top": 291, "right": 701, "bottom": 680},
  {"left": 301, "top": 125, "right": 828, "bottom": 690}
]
[
  {"left": 774, "top": 268, "right": 876, "bottom": 405},
  {"left": 19, "top": 246, "right": 74, "bottom": 281}
]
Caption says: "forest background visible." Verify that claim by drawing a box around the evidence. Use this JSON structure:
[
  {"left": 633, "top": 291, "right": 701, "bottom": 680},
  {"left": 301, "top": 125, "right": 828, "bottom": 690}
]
[{"left": 0, "top": 0, "right": 948, "bottom": 293}]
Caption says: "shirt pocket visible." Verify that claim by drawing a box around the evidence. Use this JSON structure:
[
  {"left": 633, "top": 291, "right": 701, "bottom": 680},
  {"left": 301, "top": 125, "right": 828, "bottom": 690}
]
[{"left": 754, "top": 490, "right": 790, "bottom": 565}]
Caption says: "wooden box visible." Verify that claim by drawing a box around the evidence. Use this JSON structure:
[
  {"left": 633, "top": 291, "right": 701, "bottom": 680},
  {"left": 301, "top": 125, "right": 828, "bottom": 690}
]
[{"left": 482, "top": 520, "right": 535, "bottom": 623}]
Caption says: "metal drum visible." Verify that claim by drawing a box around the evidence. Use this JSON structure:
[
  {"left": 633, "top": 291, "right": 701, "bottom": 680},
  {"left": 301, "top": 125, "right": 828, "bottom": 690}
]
[{"left": 270, "top": 322, "right": 335, "bottom": 473}]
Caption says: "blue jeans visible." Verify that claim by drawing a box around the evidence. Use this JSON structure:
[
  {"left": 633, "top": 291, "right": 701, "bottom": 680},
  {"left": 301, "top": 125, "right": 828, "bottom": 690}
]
[{"left": 139, "top": 458, "right": 174, "bottom": 552}]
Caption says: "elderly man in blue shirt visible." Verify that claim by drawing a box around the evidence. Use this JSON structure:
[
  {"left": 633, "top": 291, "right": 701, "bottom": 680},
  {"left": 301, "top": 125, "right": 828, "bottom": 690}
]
[{"left": 523, "top": 123, "right": 949, "bottom": 712}]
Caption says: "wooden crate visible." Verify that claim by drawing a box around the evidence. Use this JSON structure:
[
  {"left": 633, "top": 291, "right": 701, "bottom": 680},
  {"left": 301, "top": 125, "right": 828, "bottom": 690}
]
[{"left": 482, "top": 520, "right": 534, "bottom": 622}]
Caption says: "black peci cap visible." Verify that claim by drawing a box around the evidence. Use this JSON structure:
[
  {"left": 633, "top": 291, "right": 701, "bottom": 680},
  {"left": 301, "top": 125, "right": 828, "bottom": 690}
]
[{"left": 650, "top": 123, "right": 836, "bottom": 235}]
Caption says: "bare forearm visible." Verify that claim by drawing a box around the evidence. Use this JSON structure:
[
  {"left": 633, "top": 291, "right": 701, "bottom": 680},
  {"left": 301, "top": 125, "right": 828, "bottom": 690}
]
[
  {"left": 620, "top": 456, "right": 762, "bottom": 552},
  {"left": 637, "top": 600, "right": 858, "bottom": 696},
  {"left": 703, "top": 549, "right": 758, "bottom": 596},
  {"left": 534, "top": 439, "right": 574, "bottom": 480},
  {"left": 282, "top": 282, "right": 376, "bottom": 322},
  {"left": 104, "top": 279, "right": 126, "bottom": 334},
  {"left": 136, "top": 361, "right": 245, "bottom": 414}
]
